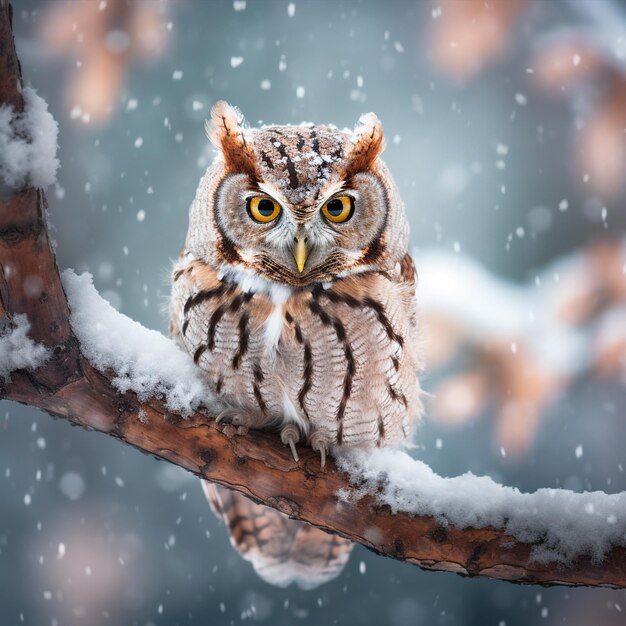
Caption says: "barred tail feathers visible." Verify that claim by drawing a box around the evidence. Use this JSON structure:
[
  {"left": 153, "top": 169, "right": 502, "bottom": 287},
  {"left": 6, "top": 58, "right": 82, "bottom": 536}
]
[{"left": 202, "top": 482, "right": 353, "bottom": 589}]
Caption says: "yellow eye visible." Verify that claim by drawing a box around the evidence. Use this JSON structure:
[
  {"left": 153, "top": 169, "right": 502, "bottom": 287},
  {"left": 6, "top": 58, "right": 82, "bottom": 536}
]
[
  {"left": 247, "top": 196, "right": 281, "bottom": 223},
  {"left": 321, "top": 195, "right": 354, "bottom": 223}
]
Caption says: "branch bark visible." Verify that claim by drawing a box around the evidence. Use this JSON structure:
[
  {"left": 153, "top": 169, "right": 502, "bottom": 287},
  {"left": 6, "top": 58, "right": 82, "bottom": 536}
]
[{"left": 0, "top": 1, "right": 624, "bottom": 590}]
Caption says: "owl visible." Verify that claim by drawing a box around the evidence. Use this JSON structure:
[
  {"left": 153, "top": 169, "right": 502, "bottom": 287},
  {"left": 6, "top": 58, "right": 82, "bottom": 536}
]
[{"left": 169, "top": 102, "right": 422, "bottom": 589}]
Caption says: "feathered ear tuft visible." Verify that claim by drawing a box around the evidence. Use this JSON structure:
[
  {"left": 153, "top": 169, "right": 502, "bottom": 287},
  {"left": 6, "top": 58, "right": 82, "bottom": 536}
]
[
  {"left": 344, "top": 112, "right": 385, "bottom": 177},
  {"left": 205, "top": 101, "right": 258, "bottom": 179}
]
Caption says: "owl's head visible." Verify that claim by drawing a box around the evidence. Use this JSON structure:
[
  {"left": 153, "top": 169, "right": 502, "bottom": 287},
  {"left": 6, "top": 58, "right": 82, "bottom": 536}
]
[{"left": 186, "top": 101, "right": 409, "bottom": 288}]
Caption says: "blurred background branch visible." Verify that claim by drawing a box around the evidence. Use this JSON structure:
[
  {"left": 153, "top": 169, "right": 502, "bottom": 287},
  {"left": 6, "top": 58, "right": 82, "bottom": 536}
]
[
  {"left": 39, "top": 0, "right": 170, "bottom": 125},
  {"left": 418, "top": 238, "right": 625, "bottom": 457},
  {"left": 429, "top": 0, "right": 626, "bottom": 197}
]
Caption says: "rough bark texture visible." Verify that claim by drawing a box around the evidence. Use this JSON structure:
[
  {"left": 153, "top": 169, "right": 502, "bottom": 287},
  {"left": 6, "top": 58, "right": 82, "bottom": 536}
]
[{"left": 0, "top": 1, "right": 624, "bottom": 590}]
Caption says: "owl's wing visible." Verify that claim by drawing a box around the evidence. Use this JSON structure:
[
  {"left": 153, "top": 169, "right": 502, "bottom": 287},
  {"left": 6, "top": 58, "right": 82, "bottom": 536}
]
[{"left": 202, "top": 482, "right": 353, "bottom": 589}]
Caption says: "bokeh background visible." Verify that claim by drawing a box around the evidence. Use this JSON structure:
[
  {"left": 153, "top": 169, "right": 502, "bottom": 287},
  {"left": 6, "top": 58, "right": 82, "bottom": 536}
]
[{"left": 2, "top": 0, "right": 625, "bottom": 624}]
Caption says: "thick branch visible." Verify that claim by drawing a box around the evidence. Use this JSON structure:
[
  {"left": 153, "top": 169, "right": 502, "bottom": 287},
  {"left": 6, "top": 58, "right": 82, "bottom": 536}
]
[{"left": 0, "top": 1, "right": 625, "bottom": 590}]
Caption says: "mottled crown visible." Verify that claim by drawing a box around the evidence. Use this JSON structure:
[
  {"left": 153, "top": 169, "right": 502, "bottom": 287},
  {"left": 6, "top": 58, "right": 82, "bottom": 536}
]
[{"left": 206, "top": 101, "right": 385, "bottom": 209}]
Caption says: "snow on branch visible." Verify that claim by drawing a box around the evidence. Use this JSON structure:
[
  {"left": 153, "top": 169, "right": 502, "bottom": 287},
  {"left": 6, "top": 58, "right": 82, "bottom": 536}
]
[
  {"left": 0, "top": 313, "right": 49, "bottom": 379},
  {"left": 336, "top": 448, "right": 626, "bottom": 565},
  {"left": 62, "top": 270, "right": 217, "bottom": 415},
  {"left": 0, "top": 0, "right": 625, "bottom": 590},
  {"left": 0, "top": 86, "right": 59, "bottom": 190}
]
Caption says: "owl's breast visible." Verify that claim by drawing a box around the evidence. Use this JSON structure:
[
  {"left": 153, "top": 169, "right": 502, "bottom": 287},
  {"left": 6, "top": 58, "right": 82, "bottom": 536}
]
[{"left": 170, "top": 257, "right": 421, "bottom": 448}]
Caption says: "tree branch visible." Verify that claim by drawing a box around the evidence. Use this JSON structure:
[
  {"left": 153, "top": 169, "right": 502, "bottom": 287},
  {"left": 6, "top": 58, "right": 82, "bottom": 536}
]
[{"left": 0, "top": 1, "right": 624, "bottom": 589}]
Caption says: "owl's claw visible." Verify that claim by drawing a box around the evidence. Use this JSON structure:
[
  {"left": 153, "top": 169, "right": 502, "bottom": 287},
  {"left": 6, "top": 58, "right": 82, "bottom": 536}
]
[
  {"left": 318, "top": 446, "right": 326, "bottom": 468},
  {"left": 287, "top": 439, "right": 298, "bottom": 462},
  {"left": 216, "top": 408, "right": 247, "bottom": 427},
  {"left": 221, "top": 423, "right": 237, "bottom": 439},
  {"left": 280, "top": 423, "right": 301, "bottom": 462},
  {"left": 220, "top": 424, "right": 248, "bottom": 438},
  {"left": 216, "top": 409, "right": 250, "bottom": 438},
  {"left": 310, "top": 431, "right": 330, "bottom": 469}
]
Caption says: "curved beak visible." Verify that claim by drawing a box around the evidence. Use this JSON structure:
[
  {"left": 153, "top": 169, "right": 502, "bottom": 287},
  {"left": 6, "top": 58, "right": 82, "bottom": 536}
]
[{"left": 293, "top": 236, "right": 309, "bottom": 273}]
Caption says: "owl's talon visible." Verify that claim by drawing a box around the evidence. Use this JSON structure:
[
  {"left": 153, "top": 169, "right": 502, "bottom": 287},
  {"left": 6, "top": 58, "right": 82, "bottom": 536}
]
[
  {"left": 280, "top": 423, "right": 301, "bottom": 462},
  {"left": 318, "top": 446, "right": 326, "bottom": 468},
  {"left": 287, "top": 438, "right": 299, "bottom": 462},
  {"left": 310, "top": 432, "right": 330, "bottom": 469},
  {"left": 236, "top": 425, "right": 249, "bottom": 437},
  {"left": 215, "top": 409, "right": 252, "bottom": 429},
  {"left": 221, "top": 424, "right": 237, "bottom": 438}
]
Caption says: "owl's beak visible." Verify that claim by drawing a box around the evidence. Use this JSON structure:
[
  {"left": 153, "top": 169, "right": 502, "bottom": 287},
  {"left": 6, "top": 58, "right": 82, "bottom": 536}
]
[{"left": 293, "top": 236, "right": 309, "bottom": 273}]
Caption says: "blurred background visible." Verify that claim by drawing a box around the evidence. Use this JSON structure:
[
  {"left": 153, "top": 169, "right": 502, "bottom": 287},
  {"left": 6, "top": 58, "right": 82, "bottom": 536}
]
[{"left": 1, "top": 0, "right": 625, "bottom": 624}]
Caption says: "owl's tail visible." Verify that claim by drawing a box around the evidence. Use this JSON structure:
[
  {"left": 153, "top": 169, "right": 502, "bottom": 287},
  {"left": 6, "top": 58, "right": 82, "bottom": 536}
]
[{"left": 202, "top": 481, "right": 354, "bottom": 590}]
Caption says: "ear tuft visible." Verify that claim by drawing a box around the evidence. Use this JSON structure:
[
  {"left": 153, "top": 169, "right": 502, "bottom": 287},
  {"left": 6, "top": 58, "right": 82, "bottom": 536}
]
[
  {"left": 205, "top": 101, "right": 258, "bottom": 179},
  {"left": 344, "top": 112, "right": 385, "bottom": 177},
  {"left": 205, "top": 101, "right": 244, "bottom": 147}
]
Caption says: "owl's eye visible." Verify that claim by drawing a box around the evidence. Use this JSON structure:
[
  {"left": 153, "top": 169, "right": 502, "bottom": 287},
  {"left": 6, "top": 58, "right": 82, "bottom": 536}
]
[
  {"left": 247, "top": 196, "right": 281, "bottom": 223},
  {"left": 321, "top": 195, "right": 354, "bottom": 223}
]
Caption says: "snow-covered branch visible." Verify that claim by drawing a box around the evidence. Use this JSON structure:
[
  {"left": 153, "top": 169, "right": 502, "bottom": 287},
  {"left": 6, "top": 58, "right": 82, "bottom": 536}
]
[
  {"left": 1, "top": 1, "right": 625, "bottom": 590},
  {"left": 62, "top": 270, "right": 216, "bottom": 415},
  {"left": 336, "top": 449, "right": 626, "bottom": 567}
]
